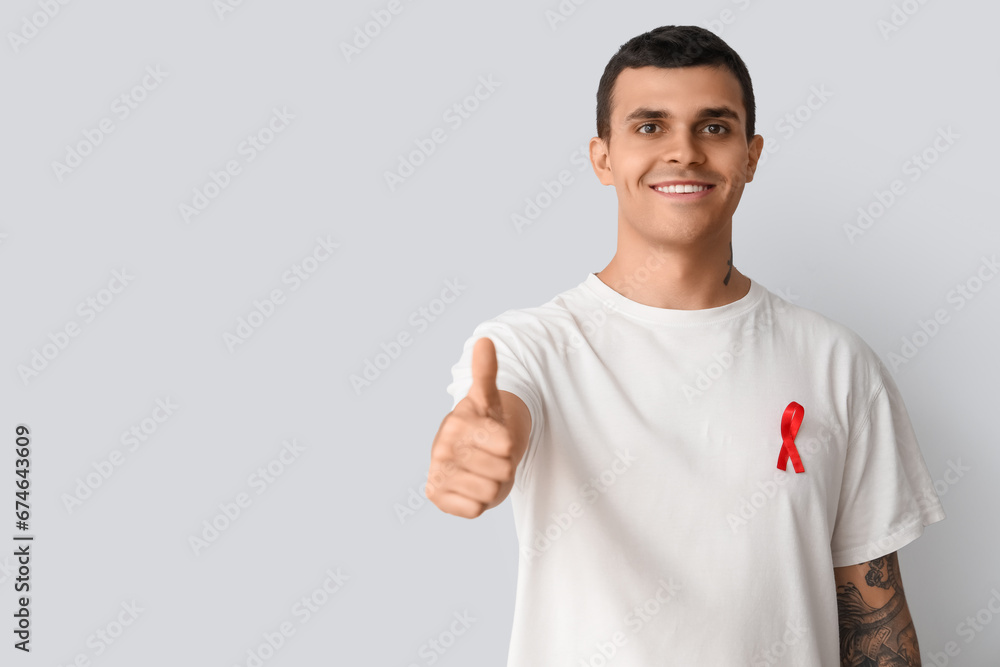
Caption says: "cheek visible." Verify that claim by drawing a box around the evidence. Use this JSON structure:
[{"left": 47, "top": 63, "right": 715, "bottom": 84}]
[
  {"left": 725, "top": 149, "right": 752, "bottom": 179},
  {"left": 716, "top": 170, "right": 746, "bottom": 192},
  {"left": 615, "top": 148, "right": 655, "bottom": 184},
  {"left": 611, "top": 155, "right": 644, "bottom": 190}
]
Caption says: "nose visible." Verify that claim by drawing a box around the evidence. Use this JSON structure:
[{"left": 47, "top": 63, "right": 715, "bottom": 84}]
[{"left": 662, "top": 130, "right": 706, "bottom": 166}]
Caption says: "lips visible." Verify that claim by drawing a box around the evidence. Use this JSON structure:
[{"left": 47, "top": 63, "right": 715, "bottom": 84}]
[{"left": 649, "top": 181, "right": 716, "bottom": 201}]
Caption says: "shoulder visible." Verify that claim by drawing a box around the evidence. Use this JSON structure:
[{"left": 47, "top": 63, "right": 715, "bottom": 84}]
[
  {"left": 760, "top": 284, "right": 885, "bottom": 379},
  {"left": 763, "top": 286, "right": 869, "bottom": 346},
  {"left": 469, "top": 281, "right": 592, "bottom": 358}
]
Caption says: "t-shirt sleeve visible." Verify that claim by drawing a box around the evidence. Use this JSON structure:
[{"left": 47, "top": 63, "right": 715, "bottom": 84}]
[
  {"left": 445, "top": 318, "right": 544, "bottom": 486},
  {"left": 830, "top": 358, "right": 946, "bottom": 567}
]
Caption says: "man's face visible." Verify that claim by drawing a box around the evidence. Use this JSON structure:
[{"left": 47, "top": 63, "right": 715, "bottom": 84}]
[{"left": 590, "top": 65, "right": 764, "bottom": 245}]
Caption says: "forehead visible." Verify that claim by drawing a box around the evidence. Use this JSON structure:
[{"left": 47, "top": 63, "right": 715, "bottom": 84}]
[{"left": 611, "top": 65, "right": 745, "bottom": 121}]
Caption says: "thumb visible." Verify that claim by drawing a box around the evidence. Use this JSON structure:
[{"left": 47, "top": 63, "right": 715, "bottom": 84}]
[{"left": 468, "top": 337, "right": 503, "bottom": 422}]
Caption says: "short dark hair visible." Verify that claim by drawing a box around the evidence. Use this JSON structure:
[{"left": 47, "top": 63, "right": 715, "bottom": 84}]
[{"left": 596, "top": 25, "right": 756, "bottom": 145}]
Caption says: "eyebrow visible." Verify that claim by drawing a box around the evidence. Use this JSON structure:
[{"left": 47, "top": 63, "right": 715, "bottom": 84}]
[{"left": 622, "top": 106, "right": 741, "bottom": 125}]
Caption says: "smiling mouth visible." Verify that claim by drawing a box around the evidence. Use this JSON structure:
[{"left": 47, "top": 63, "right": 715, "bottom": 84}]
[{"left": 652, "top": 184, "right": 714, "bottom": 194}]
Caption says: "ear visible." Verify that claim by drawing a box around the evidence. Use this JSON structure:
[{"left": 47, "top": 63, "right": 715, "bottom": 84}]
[
  {"left": 589, "top": 136, "right": 614, "bottom": 186},
  {"left": 745, "top": 134, "right": 764, "bottom": 183}
]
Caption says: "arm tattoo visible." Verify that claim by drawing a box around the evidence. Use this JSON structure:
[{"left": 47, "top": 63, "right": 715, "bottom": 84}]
[
  {"left": 723, "top": 241, "right": 733, "bottom": 286},
  {"left": 837, "top": 553, "right": 921, "bottom": 666}
]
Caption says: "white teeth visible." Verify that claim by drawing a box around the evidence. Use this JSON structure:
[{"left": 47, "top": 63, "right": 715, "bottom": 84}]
[{"left": 655, "top": 184, "right": 710, "bottom": 193}]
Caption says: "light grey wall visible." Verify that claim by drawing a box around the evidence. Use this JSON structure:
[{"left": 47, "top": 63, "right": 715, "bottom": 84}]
[{"left": 2, "top": 0, "right": 996, "bottom": 665}]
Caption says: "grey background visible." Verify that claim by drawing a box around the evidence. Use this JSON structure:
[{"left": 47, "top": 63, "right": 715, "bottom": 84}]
[{"left": 1, "top": 0, "right": 997, "bottom": 665}]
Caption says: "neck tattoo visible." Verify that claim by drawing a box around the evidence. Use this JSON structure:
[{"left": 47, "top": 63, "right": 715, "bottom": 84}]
[{"left": 723, "top": 242, "right": 733, "bottom": 286}]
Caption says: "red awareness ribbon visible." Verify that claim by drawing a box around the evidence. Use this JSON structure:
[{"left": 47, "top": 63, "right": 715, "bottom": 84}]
[{"left": 776, "top": 401, "right": 805, "bottom": 473}]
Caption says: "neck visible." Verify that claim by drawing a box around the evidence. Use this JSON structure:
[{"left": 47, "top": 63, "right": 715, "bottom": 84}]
[{"left": 595, "top": 239, "right": 751, "bottom": 310}]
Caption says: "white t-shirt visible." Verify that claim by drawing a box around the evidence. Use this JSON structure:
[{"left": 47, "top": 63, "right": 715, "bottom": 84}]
[{"left": 446, "top": 273, "right": 945, "bottom": 666}]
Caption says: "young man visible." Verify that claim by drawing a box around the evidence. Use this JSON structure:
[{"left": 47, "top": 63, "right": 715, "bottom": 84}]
[{"left": 427, "top": 25, "right": 945, "bottom": 666}]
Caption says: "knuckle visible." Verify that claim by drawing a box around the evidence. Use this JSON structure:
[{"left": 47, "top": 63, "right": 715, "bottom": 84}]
[
  {"left": 428, "top": 449, "right": 451, "bottom": 470},
  {"left": 488, "top": 429, "right": 513, "bottom": 458},
  {"left": 454, "top": 436, "right": 476, "bottom": 457},
  {"left": 439, "top": 415, "right": 466, "bottom": 442},
  {"left": 468, "top": 422, "right": 491, "bottom": 445},
  {"left": 477, "top": 417, "right": 505, "bottom": 442}
]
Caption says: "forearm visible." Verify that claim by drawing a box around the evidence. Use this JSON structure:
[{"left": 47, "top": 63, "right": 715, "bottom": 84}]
[
  {"left": 837, "top": 592, "right": 920, "bottom": 665},
  {"left": 835, "top": 552, "right": 922, "bottom": 666}
]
